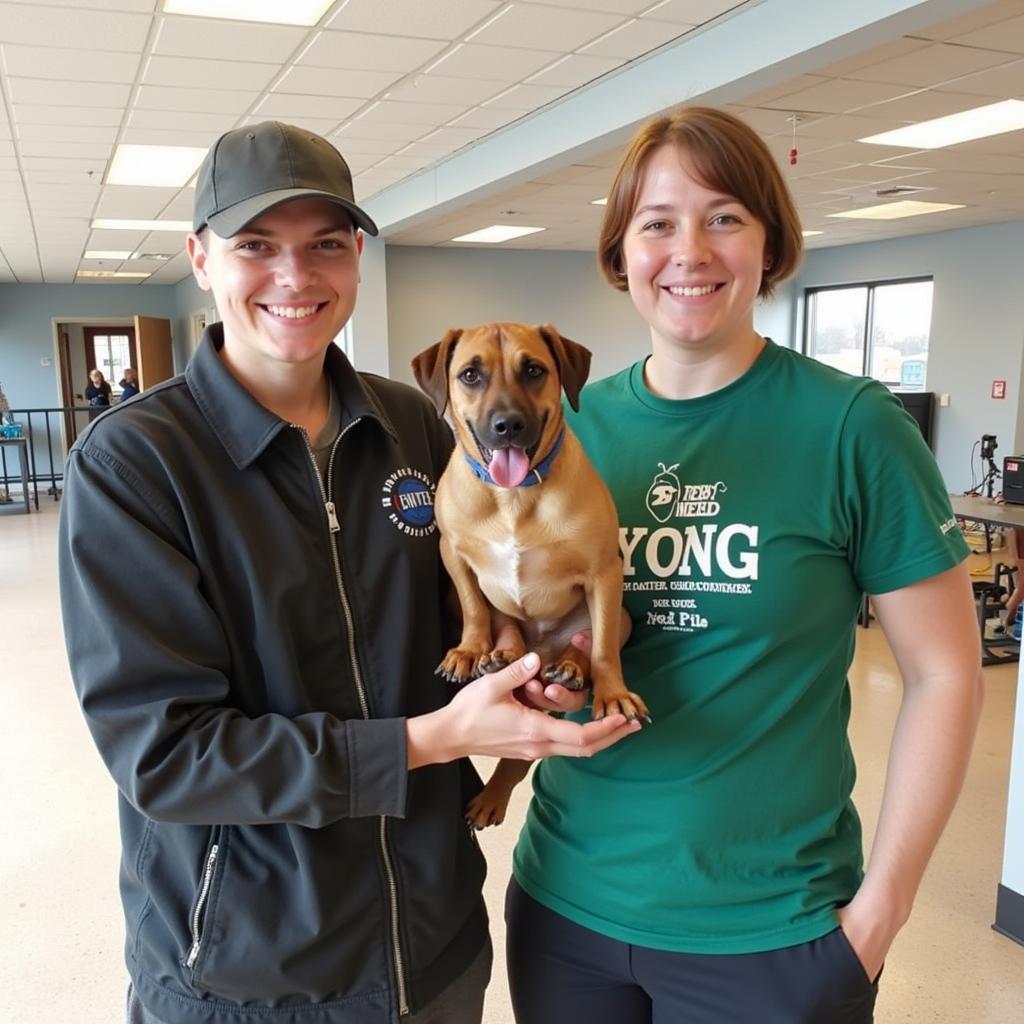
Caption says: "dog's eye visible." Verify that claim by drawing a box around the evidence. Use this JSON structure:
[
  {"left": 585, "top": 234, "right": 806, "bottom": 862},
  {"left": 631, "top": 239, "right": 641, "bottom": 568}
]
[
  {"left": 459, "top": 367, "right": 481, "bottom": 385},
  {"left": 524, "top": 363, "right": 547, "bottom": 379}
]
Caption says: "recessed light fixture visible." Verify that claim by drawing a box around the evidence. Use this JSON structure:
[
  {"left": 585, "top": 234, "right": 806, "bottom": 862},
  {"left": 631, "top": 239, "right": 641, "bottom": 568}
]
[
  {"left": 828, "top": 201, "right": 964, "bottom": 221},
  {"left": 162, "top": 0, "right": 334, "bottom": 27},
  {"left": 591, "top": 197, "right": 608, "bottom": 205},
  {"left": 77, "top": 271, "right": 152, "bottom": 279},
  {"left": 106, "top": 144, "right": 207, "bottom": 188},
  {"left": 802, "top": 230, "right": 824, "bottom": 237},
  {"left": 91, "top": 219, "right": 193, "bottom": 231},
  {"left": 859, "top": 99, "right": 1024, "bottom": 149},
  {"left": 84, "top": 250, "right": 133, "bottom": 260},
  {"left": 451, "top": 225, "right": 546, "bottom": 243}
]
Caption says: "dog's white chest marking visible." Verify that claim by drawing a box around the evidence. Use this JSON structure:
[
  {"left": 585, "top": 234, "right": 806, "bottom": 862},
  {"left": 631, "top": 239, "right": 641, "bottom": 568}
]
[{"left": 487, "top": 538, "right": 527, "bottom": 606}]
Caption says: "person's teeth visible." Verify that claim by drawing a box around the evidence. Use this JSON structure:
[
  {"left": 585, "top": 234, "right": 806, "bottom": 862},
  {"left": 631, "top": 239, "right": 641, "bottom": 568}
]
[
  {"left": 266, "top": 304, "right": 319, "bottom": 318},
  {"left": 668, "top": 284, "right": 717, "bottom": 297}
]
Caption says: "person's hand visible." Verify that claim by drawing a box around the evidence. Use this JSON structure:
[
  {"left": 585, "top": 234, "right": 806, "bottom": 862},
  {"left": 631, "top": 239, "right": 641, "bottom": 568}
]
[
  {"left": 835, "top": 897, "right": 896, "bottom": 984},
  {"left": 410, "top": 653, "right": 640, "bottom": 768},
  {"left": 517, "top": 630, "right": 597, "bottom": 713}
]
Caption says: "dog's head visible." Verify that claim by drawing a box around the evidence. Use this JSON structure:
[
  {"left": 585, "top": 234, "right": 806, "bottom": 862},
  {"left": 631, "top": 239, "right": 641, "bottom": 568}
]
[{"left": 411, "top": 322, "right": 591, "bottom": 488}]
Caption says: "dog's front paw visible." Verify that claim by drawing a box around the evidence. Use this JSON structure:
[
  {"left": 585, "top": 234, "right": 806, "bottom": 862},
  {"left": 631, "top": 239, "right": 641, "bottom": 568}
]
[
  {"left": 435, "top": 646, "right": 486, "bottom": 685},
  {"left": 592, "top": 687, "right": 651, "bottom": 725},
  {"left": 465, "top": 786, "right": 512, "bottom": 830},
  {"left": 541, "top": 658, "right": 586, "bottom": 691},
  {"left": 478, "top": 649, "right": 515, "bottom": 674}
]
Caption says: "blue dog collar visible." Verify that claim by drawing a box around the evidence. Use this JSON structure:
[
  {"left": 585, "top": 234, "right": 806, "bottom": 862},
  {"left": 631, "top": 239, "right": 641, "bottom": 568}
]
[{"left": 464, "top": 429, "right": 565, "bottom": 488}]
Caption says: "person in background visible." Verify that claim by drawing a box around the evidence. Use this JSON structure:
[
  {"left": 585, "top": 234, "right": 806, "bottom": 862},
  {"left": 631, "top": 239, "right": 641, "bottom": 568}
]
[
  {"left": 59, "top": 120, "right": 637, "bottom": 1024},
  {"left": 506, "top": 105, "right": 984, "bottom": 1024},
  {"left": 118, "top": 367, "right": 139, "bottom": 401},
  {"left": 84, "top": 368, "right": 111, "bottom": 420}
]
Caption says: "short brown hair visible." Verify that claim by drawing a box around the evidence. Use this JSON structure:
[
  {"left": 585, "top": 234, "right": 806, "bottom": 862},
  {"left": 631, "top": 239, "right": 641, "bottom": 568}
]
[{"left": 597, "top": 106, "right": 803, "bottom": 299}]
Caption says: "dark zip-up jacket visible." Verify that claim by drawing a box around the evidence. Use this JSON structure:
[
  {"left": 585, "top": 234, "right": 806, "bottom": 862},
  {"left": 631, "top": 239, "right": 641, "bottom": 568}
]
[{"left": 59, "top": 326, "right": 487, "bottom": 1024}]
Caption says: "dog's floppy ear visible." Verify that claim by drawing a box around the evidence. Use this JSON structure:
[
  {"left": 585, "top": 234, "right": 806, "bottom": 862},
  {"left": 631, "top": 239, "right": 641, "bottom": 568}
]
[
  {"left": 411, "top": 329, "right": 462, "bottom": 417},
  {"left": 538, "top": 325, "right": 592, "bottom": 412}
]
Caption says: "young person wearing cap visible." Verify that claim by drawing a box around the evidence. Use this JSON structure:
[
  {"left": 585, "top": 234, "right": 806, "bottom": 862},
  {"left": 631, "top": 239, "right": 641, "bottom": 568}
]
[{"left": 59, "top": 121, "right": 638, "bottom": 1024}]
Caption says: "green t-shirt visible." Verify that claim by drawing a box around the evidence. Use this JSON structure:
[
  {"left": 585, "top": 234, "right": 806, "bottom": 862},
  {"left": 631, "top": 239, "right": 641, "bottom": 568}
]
[{"left": 513, "top": 340, "right": 969, "bottom": 954}]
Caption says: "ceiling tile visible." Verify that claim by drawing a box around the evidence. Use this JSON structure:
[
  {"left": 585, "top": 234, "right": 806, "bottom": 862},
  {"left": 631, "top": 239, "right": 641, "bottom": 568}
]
[
  {"left": 448, "top": 106, "right": 521, "bottom": 130},
  {"left": 910, "top": 0, "right": 1024, "bottom": 42},
  {"left": 847, "top": 42, "right": 1018, "bottom": 88},
  {"left": 639, "top": 0, "right": 745, "bottom": 24},
  {"left": 935, "top": 58, "right": 1024, "bottom": 99},
  {"left": 241, "top": 114, "right": 343, "bottom": 135},
  {"left": 18, "top": 140, "right": 113, "bottom": 160},
  {"left": 120, "top": 127, "right": 222, "bottom": 147},
  {"left": 865, "top": 89, "right": 990, "bottom": 122},
  {"left": 518, "top": 0, "right": 652, "bottom": 13},
  {"left": 13, "top": 104, "right": 124, "bottom": 127},
  {"left": 128, "top": 109, "right": 237, "bottom": 133},
  {"left": 155, "top": 15, "right": 307, "bottom": 62},
  {"left": 1, "top": 44, "right": 141, "bottom": 83},
  {"left": 300, "top": 31, "right": 445, "bottom": 72},
  {"left": 336, "top": 120, "right": 431, "bottom": 142},
  {"left": 428, "top": 43, "right": 553, "bottom": 81},
  {"left": 416, "top": 125, "right": 488, "bottom": 148},
  {"left": 255, "top": 93, "right": 363, "bottom": 120},
  {"left": 7, "top": 78, "right": 132, "bottom": 109},
  {"left": 276, "top": 65, "right": 404, "bottom": 98},
  {"left": 469, "top": 5, "right": 623, "bottom": 52},
  {"left": 142, "top": 54, "right": 279, "bottom": 92},
  {"left": 330, "top": 136, "right": 402, "bottom": 155},
  {"left": 580, "top": 16, "right": 688, "bottom": 59},
  {"left": 483, "top": 82, "right": 568, "bottom": 111},
  {"left": 96, "top": 186, "right": 180, "bottom": 219},
  {"left": 326, "top": 0, "right": 501, "bottom": 40},
  {"left": 135, "top": 85, "right": 257, "bottom": 115},
  {"left": 354, "top": 99, "right": 464, "bottom": 125},
  {"left": 764, "top": 78, "right": 915, "bottom": 114},
  {"left": 387, "top": 74, "right": 506, "bottom": 106},
  {"left": 0, "top": 2, "right": 150, "bottom": 50},
  {"left": 88, "top": 228, "right": 148, "bottom": 248},
  {"left": 16, "top": 123, "right": 119, "bottom": 145},
  {"left": 946, "top": 12, "right": 1024, "bottom": 54},
  {"left": 525, "top": 51, "right": 623, "bottom": 88}
]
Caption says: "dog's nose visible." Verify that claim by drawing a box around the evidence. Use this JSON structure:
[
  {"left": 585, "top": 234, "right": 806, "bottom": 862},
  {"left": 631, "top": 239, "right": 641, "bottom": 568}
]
[{"left": 490, "top": 411, "right": 527, "bottom": 440}]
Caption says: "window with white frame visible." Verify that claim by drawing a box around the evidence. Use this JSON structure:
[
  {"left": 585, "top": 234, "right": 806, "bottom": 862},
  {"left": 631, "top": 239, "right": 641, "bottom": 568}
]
[{"left": 803, "top": 278, "right": 934, "bottom": 390}]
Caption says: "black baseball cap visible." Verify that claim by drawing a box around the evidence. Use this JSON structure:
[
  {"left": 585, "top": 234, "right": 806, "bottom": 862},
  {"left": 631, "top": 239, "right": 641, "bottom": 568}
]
[{"left": 193, "top": 121, "right": 378, "bottom": 238}]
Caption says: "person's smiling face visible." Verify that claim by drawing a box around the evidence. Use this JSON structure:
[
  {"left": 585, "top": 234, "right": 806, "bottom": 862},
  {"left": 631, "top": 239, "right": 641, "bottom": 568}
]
[
  {"left": 188, "top": 197, "right": 363, "bottom": 376},
  {"left": 622, "top": 145, "right": 767, "bottom": 358}
]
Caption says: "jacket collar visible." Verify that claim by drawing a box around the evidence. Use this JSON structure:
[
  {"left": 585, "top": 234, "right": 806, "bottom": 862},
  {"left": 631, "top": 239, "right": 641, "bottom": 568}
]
[{"left": 186, "top": 323, "right": 398, "bottom": 469}]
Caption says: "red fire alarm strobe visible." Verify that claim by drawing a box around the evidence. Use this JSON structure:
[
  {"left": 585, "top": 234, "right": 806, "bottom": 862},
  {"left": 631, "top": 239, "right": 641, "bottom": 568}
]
[{"left": 992, "top": 380, "right": 1007, "bottom": 399}]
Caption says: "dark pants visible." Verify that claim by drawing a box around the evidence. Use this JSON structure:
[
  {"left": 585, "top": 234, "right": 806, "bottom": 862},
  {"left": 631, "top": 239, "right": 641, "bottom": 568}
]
[
  {"left": 505, "top": 879, "right": 879, "bottom": 1024},
  {"left": 127, "top": 939, "right": 492, "bottom": 1024}
]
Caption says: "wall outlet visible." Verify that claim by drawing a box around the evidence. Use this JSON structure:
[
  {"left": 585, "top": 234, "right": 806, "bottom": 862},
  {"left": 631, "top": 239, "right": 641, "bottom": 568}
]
[{"left": 939, "top": 393, "right": 951, "bottom": 407}]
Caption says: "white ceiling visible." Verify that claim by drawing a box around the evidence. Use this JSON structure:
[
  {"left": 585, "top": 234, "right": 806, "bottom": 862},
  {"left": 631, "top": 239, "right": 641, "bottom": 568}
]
[{"left": 0, "top": 0, "right": 1023, "bottom": 284}]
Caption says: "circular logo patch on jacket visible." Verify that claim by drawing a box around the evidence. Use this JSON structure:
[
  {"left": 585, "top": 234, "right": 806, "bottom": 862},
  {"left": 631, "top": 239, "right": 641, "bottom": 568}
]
[{"left": 381, "top": 468, "right": 437, "bottom": 537}]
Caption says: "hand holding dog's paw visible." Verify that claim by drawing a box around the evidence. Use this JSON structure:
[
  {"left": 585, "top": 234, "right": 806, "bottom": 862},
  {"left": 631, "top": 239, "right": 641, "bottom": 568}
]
[{"left": 592, "top": 688, "right": 651, "bottom": 726}]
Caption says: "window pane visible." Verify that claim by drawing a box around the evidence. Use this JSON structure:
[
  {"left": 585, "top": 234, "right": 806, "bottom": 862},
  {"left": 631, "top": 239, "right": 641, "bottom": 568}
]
[
  {"left": 109, "top": 335, "right": 132, "bottom": 392},
  {"left": 868, "top": 281, "right": 933, "bottom": 390},
  {"left": 807, "top": 287, "right": 867, "bottom": 376}
]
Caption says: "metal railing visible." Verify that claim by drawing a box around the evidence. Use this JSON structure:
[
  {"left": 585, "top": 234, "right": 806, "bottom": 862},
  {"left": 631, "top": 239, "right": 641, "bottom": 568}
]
[{"left": 1, "top": 406, "right": 105, "bottom": 510}]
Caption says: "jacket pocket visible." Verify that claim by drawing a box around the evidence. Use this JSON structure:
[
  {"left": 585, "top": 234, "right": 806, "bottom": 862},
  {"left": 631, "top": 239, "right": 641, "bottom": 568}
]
[{"left": 183, "top": 826, "right": 223, "bottom": 981}]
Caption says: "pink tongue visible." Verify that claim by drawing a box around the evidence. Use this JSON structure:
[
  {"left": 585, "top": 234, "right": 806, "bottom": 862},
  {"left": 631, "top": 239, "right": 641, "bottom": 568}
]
[{"left": 488, "top": 447, "right": 530, "bottom": 488}]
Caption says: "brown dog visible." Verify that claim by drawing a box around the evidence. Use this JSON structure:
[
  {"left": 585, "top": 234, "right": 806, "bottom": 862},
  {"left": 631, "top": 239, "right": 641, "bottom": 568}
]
[{"left": 413, "top": 322, "right": 649, "bottom": 826}]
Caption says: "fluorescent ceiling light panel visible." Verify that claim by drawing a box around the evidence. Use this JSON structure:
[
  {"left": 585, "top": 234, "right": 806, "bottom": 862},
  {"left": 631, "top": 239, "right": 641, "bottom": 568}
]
[
  {"left": 107, "top": 144, "right": 207, "bottom": 187},
  {"left": 162, "top": 0, "right": 334, "bottom": 26},
  {"left": 591, "top": 197, "right": 608, "bottom": 205},
  {"left": 77, "top": 271, "right": 152, "bottom": 279},
  {"left": 451, "top": 225, "right": 545, "bottom": 243},
  {"left": 828, "top": 201, "right": 964, "bottom": 221},
  {"left": 91, "top": 219, "right": 193, "bottom": 231},
  {"left": 859, "top": 99, "right": 1024, "bottom": 149},
  {"left": 801, "top": 230, "right": 823, "bottom": 237},
  {"left": 84, "top": 250, "right": 133, "bottom": 260}
]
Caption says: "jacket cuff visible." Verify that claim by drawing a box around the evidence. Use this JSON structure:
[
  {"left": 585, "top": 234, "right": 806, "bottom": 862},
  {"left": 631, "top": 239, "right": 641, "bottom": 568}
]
[{"left": 349, "top": 718, "right": 409, "bottom": 818}]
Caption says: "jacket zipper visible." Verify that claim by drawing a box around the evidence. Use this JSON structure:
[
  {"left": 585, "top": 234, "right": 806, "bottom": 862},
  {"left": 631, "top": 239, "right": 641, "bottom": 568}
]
[
  {"left": 184, "top": 841, "right": 219, "bottom": 971},
  {"left": 293, "top": 422, "right": 410, "bottom": 1016}
]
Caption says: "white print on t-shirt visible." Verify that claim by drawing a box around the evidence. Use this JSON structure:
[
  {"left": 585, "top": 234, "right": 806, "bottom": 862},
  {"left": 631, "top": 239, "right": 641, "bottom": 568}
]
[{"left": 625, "top": 466, "right": 758, "bottom": 633}]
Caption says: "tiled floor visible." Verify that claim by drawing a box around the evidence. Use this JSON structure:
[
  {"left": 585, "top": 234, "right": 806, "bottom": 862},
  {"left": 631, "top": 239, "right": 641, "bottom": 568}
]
[{"left": 2, "top": 500, "right": 1022, "bottom": 1023}]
